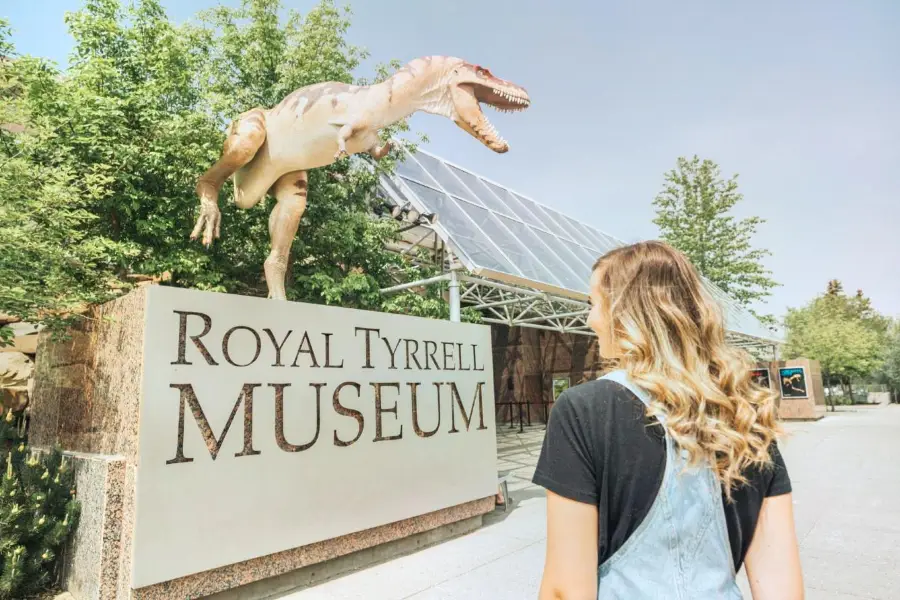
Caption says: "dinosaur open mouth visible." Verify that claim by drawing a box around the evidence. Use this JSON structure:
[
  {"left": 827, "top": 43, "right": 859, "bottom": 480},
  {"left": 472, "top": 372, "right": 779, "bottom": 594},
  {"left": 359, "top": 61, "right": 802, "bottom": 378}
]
[{"left": 455, "top": 83, "right": 530, "bottom": 153}]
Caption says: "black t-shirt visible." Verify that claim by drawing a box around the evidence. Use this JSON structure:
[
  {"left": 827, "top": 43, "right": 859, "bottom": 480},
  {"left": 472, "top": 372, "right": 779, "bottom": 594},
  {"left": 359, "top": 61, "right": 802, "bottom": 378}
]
[{"left": 532, "top": 379, "right": 791, "bottom": 571}]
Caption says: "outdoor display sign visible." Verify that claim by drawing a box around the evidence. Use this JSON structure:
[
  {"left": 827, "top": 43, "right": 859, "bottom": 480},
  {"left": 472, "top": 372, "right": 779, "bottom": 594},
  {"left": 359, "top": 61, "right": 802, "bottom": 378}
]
[
  {"left": 552, "top": 376, "right": 570, "bottom": 400},
  {"left": 750, "top": 368, "right": 771, "bottom": 389},
  {"left": 132, "top": 286, "right": 497, "bottom": 587},
  {"left": 779, "top": 367, "right": 809, "bottom": 399}
]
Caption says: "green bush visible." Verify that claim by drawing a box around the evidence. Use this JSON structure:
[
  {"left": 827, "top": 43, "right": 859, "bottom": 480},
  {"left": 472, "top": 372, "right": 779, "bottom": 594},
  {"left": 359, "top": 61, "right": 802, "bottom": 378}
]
[{"left": 0, "top": 410, "right": 80, "bottom": 599}]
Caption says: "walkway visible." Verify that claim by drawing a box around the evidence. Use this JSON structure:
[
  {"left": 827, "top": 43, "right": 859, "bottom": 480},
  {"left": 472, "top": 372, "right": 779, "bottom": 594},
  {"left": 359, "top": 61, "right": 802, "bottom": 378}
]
[{"left": 282, "top": 405, "right": 900, "bottom": 600}]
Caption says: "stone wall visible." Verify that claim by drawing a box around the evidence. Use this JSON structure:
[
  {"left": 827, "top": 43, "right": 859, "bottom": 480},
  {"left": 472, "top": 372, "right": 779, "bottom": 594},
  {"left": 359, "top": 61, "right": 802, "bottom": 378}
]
[
  {"left": 0, "top": 314, "right": 39, "bottom": 414},
  {"left": 30, "top": 289, "right": 146, "bottom": 458},
  {"left": 29, "top": 287, "right": 497, "bottom": 599},
  {"left": 756, "top": 358, "right": 826, "bottom": 421},
  {"left": 0, "top": 350, "right": 33, "bottom": 413}
]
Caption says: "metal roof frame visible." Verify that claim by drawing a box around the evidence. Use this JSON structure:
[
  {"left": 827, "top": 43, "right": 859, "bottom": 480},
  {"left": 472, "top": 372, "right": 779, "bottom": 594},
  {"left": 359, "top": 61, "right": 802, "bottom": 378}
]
[{"left": 376, "top": 145, "right": 783, "bottom": 352}]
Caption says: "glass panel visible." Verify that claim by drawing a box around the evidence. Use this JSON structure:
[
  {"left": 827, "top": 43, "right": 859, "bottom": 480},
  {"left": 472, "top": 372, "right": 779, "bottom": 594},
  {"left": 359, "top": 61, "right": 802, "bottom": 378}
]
[
  {"left": 447, "top": 167, "right": 516, "bottom": 217},
  {"left": 574, "top": 243, "right": 601, "bottom": 269},
  {"left": 400, "top": 178, "right": 519, "bottom": 275},
  {"left": 598, "top": 230, "right": 623, "bottom": 251},
  {"left": 582, "top": 225, "right": 622, "bottom": 252},
  {"left": 562, "top": 240, "right": 598, "bottom": 275},
  {"left": 456, "top": 201, "right": 562, "bottom": 286},
  {"left": 533, "top": 229, "right": 590, "bottom": 291},
  {"left": 483, "top": 181, "right": 543, "bottom": 227},
  {"left": 598, "top": 232, "right": 622, "bottom": 252},
  {"left": 553, "top": 213, "right": 605, "bottom": 249},
  {"left": 574, "top": 221, "right": 621, "bottom": 253},
  {"left": 536, "top": 232, "right": 593, "bottom": 280},
  {"left": 564, "top": 220, "right": 604, "bottom": 252},
  {"left": 394, "top": 154, "right": 436, "bottom": 185},
  {"left": 409, "top": 153, "right": 484, "bottom": 205},
  {"left": 498, "top": 216, "right": 586, "bottom": 292},
  {"left": 516, "top": 195, "right": 583, "bottom": 241},
  {"left": 378, "top": 176, "right": 410, "bottom": 204}
]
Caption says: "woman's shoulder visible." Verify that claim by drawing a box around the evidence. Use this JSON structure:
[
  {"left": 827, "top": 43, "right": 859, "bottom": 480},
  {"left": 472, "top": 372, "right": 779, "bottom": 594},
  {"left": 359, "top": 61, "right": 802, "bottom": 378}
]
[
  {"left": 555, "top": 378, "right": 652, "bottom": 429},
  {"left": 560, "top": 377, "right": 644, "bottom": 410}
]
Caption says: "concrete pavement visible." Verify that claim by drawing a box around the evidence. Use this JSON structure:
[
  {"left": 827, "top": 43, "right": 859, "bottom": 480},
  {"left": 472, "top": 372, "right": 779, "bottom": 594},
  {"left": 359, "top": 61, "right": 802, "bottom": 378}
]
[{"left": 281, "top": 405, "right": 900, "bottom": 600}]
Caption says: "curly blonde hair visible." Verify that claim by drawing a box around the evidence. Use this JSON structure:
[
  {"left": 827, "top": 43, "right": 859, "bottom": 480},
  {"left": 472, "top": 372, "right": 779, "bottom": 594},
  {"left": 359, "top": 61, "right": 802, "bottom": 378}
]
[{"left": 592, "top": 241, "right": 781, "bottom": 499}]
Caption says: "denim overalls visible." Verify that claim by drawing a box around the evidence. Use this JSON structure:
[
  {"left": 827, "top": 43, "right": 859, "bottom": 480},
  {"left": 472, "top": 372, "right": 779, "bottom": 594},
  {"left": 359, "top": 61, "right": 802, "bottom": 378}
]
[{"left": 597, "top": 370, "right": 743, "bottom": 599}]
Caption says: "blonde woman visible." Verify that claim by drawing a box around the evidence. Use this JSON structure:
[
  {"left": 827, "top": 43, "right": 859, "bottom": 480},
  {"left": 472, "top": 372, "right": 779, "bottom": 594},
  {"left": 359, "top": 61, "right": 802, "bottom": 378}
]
[{"left": 534, "top": 242, "right": 803, "bottom": 599}]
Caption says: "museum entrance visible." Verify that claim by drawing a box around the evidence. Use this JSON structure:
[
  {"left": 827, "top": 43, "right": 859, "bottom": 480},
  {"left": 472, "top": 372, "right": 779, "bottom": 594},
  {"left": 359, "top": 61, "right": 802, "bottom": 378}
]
[{"left": 376, "top": 145, "right": 783, "bottom": 430}]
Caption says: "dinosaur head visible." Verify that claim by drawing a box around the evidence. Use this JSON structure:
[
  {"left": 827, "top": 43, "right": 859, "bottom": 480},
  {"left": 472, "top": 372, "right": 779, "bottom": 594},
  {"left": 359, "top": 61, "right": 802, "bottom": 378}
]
[{"left": 446, "top": 59, "right": 530, "bottom": 153}]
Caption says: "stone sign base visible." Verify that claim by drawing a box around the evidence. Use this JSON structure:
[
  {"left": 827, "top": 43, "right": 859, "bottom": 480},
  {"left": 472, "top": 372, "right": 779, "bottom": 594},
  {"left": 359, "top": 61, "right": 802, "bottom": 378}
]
[
  {"left": 65, "top": 450, "right": 489, "bottom": 599},
  {"left": 29, "top": 287, "right": 496, "bottom": 599},
  {"left": 756, "top": 358, "right": 826, "bottom": 421}
]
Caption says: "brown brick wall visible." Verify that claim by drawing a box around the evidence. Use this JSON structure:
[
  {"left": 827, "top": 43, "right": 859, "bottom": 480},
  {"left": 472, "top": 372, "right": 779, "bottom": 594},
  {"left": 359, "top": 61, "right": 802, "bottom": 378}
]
[{"left": 491, "top": 325, "right": 604, "bottom": 425}]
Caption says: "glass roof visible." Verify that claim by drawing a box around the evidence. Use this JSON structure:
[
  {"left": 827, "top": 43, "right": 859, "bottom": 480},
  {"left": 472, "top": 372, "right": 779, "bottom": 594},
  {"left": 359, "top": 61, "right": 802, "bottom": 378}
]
[
  {"left": 380, "top": 146, "right": 780, "bottom": 344},
  {"left": 388, "top": 147, "right": 624, "bottom": 295}
]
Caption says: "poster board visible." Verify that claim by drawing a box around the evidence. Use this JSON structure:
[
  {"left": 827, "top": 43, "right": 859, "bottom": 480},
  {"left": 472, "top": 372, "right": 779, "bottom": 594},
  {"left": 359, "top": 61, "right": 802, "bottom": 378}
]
[
  {"left": 779, "top": 366, "right": 809, "bottom": 399},
  {"left": 750, "top": 368, "right": 771, "bottom": 389},
  {"left": 552, "top": 376, "right": 570, "bottom": 400}
]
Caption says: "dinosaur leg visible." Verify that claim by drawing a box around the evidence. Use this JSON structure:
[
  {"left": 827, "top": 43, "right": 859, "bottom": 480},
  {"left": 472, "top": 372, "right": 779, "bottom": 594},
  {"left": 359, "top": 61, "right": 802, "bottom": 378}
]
[
  {"left": 264, "top": 170, "right": 308, "bottom": 300},
  {"left": 191, "top": 108, "right": 267, "bottom": 246},
  {"left": 367, "top": 140, "right": 392, "bottom": 161},
  {"left": 334, "top": 123, "right": 357, "bottom": 161}
]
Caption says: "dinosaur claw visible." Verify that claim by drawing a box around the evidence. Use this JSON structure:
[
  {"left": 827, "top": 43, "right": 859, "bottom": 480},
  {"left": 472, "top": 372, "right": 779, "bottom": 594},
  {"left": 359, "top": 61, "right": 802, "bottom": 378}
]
[
  {"left": 369, "top": 141, "right": 392, "bottom": 160},
  {"left": 192, "top": 202, "right": 222, "bottom": 248}
]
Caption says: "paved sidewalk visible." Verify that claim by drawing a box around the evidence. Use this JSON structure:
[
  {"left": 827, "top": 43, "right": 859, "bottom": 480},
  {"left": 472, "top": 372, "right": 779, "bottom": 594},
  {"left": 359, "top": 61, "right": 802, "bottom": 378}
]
[{"left": 282, "top": 405, "right": 900, "bottom": 600}]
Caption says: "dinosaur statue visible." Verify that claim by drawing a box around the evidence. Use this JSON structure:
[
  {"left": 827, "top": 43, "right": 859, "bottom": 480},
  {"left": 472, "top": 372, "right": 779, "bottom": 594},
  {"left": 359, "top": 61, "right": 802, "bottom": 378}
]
[{"left": 191, "top": 56, "right": 531, "bottom": 300}]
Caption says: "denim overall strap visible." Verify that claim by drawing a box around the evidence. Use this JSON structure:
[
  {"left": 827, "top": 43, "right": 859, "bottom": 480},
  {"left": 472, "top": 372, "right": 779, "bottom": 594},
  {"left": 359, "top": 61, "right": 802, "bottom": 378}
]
[{"left": 595, "top": 370, "right": 741, "bottom": 599}]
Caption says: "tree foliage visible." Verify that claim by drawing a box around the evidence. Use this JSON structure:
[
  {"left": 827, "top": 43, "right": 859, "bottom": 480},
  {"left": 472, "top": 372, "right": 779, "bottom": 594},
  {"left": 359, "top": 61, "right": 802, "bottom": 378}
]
[
  {"left": 1, "top": 17, "right": 137, "bottom": 340},
  {"left": 1, "top": 0, "right": 457, "bottom": 339},
  {"left": 0, "top": 410, "right": 80, "bottom": 599},
  {"left": 652, "top": 156, "right": 779, "bottom": 324},
  {"left": 877, "top": 321, "right": 900, "bottom": 403},
  {"left": 784, "top": 280, "right": 887, "bottom": 409}
]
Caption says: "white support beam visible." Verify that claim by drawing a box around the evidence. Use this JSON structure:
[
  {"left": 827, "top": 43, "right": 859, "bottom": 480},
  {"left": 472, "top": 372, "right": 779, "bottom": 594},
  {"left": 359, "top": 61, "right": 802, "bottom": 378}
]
[
  {"left": 481, "top": 318, "right": 596, "bottom": 336},
  {"left": 380, "top": 273, "right": 450, "bottom": 294},
  {"left": 448, "top": 269, "right": 461, "bottom": 323},
  {"left": 378, "top": 252, "right": 780, "bottom": 351},
  {"left": 513, "top": 309, "right": 588, "bottom": 325},
  {"left": 399, "top": 229, "right": 437, "bottom": 257},
  {"left": 472, "top": 296, "right": 536, "bottom": 311}
]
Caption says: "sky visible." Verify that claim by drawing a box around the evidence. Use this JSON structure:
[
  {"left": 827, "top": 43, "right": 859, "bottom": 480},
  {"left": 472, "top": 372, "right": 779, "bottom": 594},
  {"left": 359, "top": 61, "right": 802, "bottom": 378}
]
[{"left": 5, "top": 0, "right": 899, "bottom": 319}]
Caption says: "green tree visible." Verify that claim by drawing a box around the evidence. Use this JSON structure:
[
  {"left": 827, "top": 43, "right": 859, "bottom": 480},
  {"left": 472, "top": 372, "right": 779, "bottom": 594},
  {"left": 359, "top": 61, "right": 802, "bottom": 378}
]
[
  {"left": 877, "top": 321, "right": 900, "bottom": 403},
  {"left": 784, "top": 281, "right": 886, "bottom": 410},
  {"left": 1, "top": 18, "right": 137, "bottom": 342},
  {"left": 653, "top": 155, "right": 779, "bottom": 324},
  {"left": 1, "top": 0, "right": 453, "bottom": 339},
  {"left": 844, "top": 286, "right": 891, "bottom": 339}
]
